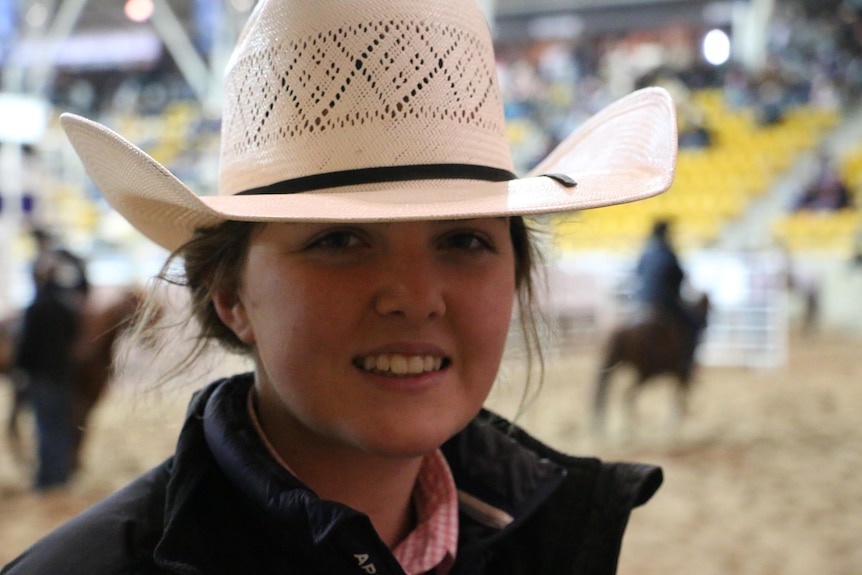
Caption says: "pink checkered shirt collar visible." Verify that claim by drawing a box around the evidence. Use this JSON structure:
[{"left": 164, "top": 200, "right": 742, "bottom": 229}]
[
  {"left": 392, "top": 449, "right": 459, "bottom": 575},
  {"left": 247, "top": 390, "right": 458, "bottom": 574}
]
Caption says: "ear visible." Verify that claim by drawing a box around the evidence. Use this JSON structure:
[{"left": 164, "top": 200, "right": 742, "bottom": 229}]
[{"left": 212, "top": 289, "right": 255, "bottom": 344}]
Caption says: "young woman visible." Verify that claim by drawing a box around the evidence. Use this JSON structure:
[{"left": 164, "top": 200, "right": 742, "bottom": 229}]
[{"left": 2, "top": 0, "right": 676, "bottom": 573}]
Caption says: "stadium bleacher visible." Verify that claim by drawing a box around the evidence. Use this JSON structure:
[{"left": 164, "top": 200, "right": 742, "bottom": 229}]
[{"left": 551, "top": 88, "right": 846, "bottom": 255}]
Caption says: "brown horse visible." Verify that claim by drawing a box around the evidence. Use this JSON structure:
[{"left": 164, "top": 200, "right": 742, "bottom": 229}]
[
  {"left": 591, "top": 293, "right": 710, "bottom": 436},
  {"left": 0, "top": 314, "right": 25, "bottom": 454},
  {"left": 1, "top": 287, "right": 146, "bottom": 467}
]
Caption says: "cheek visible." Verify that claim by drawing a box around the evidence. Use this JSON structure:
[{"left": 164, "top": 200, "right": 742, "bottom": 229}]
[
  {"left": 458, "top": 271, "right": 517, "bottom": 366},
  {"left": 249, "top": 283, "right": 350, "bottom": 373}
]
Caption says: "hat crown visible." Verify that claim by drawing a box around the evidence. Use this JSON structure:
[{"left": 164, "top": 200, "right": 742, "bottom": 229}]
[{"left": 219, "top": 0, "right": 513, "bottom": 196}]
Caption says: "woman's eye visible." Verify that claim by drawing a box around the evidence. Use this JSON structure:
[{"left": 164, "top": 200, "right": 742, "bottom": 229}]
[
  {"left": 307, "top": 230, "right": 362, "bottom": 250},
  {"left": 443, "top": 231, "right": 495, "bottom": 252}
]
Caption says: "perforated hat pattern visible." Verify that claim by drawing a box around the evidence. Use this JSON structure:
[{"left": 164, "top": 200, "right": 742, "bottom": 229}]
[{"left": 219, "top": 0, "right": 512, "bottom": 197}]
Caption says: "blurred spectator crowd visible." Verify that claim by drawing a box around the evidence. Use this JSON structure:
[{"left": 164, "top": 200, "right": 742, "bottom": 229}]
[{"left": 494, "top": 1, "right": 861, "bottom": 173}]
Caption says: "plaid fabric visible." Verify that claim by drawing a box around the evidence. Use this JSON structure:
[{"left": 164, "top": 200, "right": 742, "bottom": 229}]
[{"left": 392, "top": 449, "right": 458, "bottom": 575}]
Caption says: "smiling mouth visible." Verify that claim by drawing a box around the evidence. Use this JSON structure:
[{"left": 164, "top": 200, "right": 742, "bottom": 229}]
[{"left": 355, "top": 354, "right": 449, "bottom": 376}]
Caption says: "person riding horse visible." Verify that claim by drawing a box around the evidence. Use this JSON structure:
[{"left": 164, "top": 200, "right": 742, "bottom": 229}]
[
  {"left": 633, "top": 219, "right": 704, "bottom": 374},
  {"left": 591, "top": 220, "right": 709, "bottom": 436}
]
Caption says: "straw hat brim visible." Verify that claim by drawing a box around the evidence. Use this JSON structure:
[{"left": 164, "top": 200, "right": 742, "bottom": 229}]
[{"left": 60, "top": 87, "right": 677, "bottom": 252}]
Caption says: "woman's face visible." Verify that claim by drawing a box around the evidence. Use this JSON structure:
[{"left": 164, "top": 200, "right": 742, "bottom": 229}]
[{"left": 215, "top": 219, "right": 517, "bottom": 461}]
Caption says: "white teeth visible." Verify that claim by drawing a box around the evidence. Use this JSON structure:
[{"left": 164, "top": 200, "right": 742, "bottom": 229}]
[
  {"left": 391, "top": 355, "right": 407, "bottom": 374},
  {"left": 359, "top": 354, "right": 444, "bottom": 375},
  {"left": 408, "top": 356, "right": 425, "bottom": 373},
  {"left": 377, "top": 355, "right": 390, "bottom": 372}
]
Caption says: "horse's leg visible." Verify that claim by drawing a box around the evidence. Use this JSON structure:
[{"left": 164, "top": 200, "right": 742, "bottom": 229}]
[
  {"left": 71, "top": 371, "right": 105, "bottom": 472},
  {"left": 6, "top": 384, "right": 19, "bottom": 438},
  {"left": 671, "top": 381, "right": 689, "bottom": 428},
  {"left": 6, "top": 370, "right": 30, "bottom": 464},
  {"left": 621, "top": 375, "right": 645, "bottom": 440},
  {"left": 71, "top": 396, "right": 86, "bottom": 472},
  {"left": 591, "top": 367, "right": 614, "bottom": 436},
  {"left": 669, "top": 364, "right": 695, "bottom": 431},
  {"left": 591, "top": 337, "right": 622, "bottom": 437},
  {"left": 8, "top": 387, "right": 22, "bottom": 439}
]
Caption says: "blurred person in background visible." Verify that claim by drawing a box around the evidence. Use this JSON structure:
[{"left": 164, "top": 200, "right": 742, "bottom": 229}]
[
  {"left": 29, "top": 228, "right": 90, "bottom": 303},
  {"left": 634, "top": 219, "right": 704, "bottom": 371},
  {"left": 792, "top": 151, "right": 854, "bottom": 212},
  {"left": 13, "top": 228, "right": 89, "bottom": 491}
]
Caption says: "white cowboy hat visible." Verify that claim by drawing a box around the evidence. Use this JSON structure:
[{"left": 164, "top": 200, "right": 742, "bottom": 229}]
[{"left": 60, "top": 0, "right": 677, "bottom": 252}]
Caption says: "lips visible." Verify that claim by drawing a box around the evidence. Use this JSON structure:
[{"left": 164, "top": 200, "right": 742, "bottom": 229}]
[{"left": 356, "top": 353, "right": 447, "bottom": 375}]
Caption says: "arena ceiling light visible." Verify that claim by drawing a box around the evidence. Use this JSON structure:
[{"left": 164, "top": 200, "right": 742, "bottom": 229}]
[
  {"left": 0, "top": 94, "right": 48, "bottom": 143},
  {"left": 702, "top": 28, "right": 730, "bottom": 66},
  {"left": 125, "top": 0, "right": 154, "bottom": 23}
]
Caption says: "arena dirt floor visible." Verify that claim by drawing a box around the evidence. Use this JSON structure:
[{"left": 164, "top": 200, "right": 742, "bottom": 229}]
[{"left": 1, "top": 327, "right": 860, "bottom": 574}]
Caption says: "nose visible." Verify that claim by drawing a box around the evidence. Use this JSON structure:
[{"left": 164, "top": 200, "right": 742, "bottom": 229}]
[{"left": 372, "top": 251, "right": 446, "bottom": 323}]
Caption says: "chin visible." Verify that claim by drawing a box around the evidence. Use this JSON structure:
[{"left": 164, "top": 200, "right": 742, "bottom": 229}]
[{"left": 354, "top": 421, "right": 466, "bottom": 460}]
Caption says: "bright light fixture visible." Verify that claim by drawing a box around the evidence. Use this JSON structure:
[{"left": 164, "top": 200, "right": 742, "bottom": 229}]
[
  {"left": 703, "top": 28, "right": 730, "bottom": 66},
  {"left": 125, "top": 0, "right": 154, "bottom": 23}
]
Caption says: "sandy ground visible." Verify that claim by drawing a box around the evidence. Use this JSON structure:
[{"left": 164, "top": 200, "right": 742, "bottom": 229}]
[{"left": 1, "top": 329, "right": 861, "bottom": 574}]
